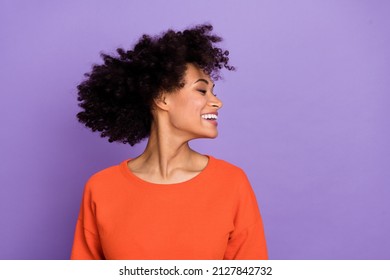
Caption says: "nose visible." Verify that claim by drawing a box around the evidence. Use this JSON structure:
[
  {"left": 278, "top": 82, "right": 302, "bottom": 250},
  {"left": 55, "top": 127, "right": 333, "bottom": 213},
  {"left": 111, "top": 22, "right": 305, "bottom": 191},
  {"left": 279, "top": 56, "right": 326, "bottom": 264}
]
[{"left": 209, "top": 94, "right": 223, "bottom": 110}]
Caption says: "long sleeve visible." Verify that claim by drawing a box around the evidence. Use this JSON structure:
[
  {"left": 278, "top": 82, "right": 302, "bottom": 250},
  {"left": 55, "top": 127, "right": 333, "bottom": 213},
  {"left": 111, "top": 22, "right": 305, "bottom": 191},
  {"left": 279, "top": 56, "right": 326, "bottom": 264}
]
[
  {"left": 70, "top": 179, "right": 105, "bottom": 260},
  {"left": 224, "top": 170, "right": 268, "bottom": 260},
  {"left": 69, "top": 157, "right": 267, "bottom": 260}
]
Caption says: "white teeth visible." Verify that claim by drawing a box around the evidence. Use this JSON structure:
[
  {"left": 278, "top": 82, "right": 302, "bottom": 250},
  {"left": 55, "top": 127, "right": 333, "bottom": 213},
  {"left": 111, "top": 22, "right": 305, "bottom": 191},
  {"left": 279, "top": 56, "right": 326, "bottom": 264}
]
[{"left": 201, "top": 114, "right": 218, "bottom": 120}]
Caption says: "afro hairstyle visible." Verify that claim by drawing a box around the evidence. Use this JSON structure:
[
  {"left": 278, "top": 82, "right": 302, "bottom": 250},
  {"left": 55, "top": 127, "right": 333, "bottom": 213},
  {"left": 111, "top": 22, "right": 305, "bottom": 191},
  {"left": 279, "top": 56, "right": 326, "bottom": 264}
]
[{"left": 76, "top": 24, "right": 234, "bottom": 146}]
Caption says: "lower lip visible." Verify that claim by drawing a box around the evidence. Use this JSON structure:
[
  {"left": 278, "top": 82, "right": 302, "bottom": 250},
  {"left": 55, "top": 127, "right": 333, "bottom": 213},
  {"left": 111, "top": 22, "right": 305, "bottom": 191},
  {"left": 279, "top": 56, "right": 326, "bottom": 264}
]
[{"left": 202, "top": 119, "right": 218, "bottom": 126}]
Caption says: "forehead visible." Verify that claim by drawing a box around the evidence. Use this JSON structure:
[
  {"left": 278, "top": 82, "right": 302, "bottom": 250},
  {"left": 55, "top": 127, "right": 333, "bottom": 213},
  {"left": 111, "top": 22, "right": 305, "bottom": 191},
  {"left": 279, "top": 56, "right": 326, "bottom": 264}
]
[{"left": 184, "top": 64, "right": 213, "bottom": 84}]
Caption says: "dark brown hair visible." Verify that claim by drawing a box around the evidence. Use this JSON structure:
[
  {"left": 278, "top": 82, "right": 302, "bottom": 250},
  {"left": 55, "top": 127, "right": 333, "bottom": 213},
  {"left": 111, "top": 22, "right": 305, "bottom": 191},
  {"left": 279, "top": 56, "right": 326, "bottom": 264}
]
[{"left": 76, "top": 24, "right": 234, "bottom": 146}]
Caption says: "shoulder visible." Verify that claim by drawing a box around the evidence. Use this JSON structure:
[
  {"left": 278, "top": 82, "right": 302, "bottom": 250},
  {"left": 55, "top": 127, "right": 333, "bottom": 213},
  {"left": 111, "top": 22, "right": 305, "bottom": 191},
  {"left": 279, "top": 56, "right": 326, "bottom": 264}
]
[
  {"left": 83, "top": 160, "right": 128, "bottom": 193},
  {"left": 208, "top": 156, "right": 258, "bottom": 206},
  {"left": 208, "top": 156, "right": 249, "bottom": 184},
  {"left": 210, "top": 156, "right": 246, "bottom": 174},
  {"left": 88, "top": 164, "right": 122, "bottom": 183}
]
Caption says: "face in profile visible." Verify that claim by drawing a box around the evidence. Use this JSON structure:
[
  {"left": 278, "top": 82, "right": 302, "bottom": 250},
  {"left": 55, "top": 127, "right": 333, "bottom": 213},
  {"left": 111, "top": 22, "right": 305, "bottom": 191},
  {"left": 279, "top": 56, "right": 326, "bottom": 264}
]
[{"left": 162, "top": 64, "right": 223, "bottom": 140}]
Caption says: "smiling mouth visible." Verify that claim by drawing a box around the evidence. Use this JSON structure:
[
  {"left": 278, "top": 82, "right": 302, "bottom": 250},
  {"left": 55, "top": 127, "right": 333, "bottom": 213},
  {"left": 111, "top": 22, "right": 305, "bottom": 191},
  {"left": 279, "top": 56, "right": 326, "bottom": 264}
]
[{"left": 201, "top": 113, "right": 218, "bottom": 121}]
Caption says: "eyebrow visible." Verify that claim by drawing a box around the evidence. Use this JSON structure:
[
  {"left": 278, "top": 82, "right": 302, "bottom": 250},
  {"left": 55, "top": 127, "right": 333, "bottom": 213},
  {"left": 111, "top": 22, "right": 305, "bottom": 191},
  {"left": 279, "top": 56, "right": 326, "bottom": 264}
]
[{"left": 194, "top": 79, "right": 215, "bottom": 87}]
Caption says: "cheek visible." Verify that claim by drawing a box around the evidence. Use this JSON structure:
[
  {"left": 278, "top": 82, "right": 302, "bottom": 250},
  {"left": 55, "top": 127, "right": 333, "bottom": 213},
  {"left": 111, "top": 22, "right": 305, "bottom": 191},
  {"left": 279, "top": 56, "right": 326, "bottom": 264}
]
[
  {"left": 170, "top": 101, "right": 204, "bottom": 128},
  {"left": 176, "top": 98, "right": 205, "bottom": 115}
]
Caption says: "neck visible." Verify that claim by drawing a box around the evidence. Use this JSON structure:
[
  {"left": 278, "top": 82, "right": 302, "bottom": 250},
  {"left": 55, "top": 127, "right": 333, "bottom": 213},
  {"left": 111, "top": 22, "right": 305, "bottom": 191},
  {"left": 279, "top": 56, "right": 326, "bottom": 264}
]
[{"left": 134, "top": 121, "right": 199, "bottom": 180}]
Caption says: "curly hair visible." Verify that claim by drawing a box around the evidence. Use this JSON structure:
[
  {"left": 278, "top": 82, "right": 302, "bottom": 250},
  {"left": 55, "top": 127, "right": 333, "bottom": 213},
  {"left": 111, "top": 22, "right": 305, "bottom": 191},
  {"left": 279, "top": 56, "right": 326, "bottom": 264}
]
[{"left": 76, "top": 24, "right": 234, "bottom": 146}]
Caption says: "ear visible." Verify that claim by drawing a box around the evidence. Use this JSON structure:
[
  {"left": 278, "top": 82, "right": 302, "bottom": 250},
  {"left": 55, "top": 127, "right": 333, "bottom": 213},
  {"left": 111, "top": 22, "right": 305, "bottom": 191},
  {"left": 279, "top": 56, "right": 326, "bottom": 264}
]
[{"left": 153, "top": 93, "right": 169, "bottom": 111}]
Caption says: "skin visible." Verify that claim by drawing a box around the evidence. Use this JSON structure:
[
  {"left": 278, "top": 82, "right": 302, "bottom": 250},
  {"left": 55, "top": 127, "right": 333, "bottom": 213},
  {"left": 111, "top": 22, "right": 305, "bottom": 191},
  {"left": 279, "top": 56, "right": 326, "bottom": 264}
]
[{"left": 127, "top": 64, "right": 223, "bottom": 184}]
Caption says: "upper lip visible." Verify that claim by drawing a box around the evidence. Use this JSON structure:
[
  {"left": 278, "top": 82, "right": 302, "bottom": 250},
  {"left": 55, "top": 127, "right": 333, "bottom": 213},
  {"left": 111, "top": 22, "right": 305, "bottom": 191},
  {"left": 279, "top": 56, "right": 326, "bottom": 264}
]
[{"left": 201, "top": 112, "right": 218, "bottom": 116}]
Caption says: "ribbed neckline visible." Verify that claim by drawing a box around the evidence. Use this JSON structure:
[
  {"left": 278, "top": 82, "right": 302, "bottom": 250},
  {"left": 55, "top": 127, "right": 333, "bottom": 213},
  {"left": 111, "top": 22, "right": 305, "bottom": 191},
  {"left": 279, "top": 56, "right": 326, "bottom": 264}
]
[{"left": 119, "top": 155, "right": 215, "bottom": 189}]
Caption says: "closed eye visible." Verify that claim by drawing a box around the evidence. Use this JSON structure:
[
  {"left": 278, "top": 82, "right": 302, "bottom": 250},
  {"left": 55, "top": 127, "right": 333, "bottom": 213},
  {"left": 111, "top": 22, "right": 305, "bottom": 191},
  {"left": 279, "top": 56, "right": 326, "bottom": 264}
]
[{"left": 197, "top": 89, "right": 217, "bottom": 97}]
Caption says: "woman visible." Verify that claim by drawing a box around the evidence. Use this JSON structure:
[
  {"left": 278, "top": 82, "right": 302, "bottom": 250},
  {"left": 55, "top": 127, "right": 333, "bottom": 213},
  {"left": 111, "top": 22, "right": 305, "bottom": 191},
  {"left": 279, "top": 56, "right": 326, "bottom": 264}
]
[{"left": 71, "top": 24, "right": 267, "bottom": 260}]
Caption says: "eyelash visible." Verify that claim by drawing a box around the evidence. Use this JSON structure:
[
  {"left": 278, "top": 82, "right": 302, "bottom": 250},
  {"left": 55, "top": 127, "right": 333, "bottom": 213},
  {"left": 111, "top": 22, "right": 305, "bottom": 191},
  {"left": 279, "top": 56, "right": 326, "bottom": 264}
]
[{"left": 197, "top": 90, "right": 217, "bottom": 97}]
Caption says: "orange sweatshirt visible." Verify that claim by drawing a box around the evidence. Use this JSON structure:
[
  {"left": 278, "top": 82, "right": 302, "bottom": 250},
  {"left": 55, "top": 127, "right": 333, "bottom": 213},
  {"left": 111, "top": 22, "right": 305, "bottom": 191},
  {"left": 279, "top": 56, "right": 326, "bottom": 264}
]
[{"left": 71, "top": 156, "right": 268, "bottom": 260}]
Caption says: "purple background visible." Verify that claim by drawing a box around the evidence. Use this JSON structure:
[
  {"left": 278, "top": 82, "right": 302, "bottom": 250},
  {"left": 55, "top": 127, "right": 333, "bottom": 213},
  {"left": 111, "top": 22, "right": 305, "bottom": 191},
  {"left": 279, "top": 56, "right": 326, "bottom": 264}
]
[{"left": 1, "top": 0, "right": 389, "bottom": 259}]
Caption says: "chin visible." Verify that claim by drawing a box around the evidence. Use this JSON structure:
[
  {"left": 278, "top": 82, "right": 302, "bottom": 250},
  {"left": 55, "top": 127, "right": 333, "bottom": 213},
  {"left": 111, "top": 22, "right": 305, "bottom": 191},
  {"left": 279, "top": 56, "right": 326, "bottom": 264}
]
[
  {"left": 188, "top": 128, "right": 218, "bottom": 140},
  {"left": 203, "top": 131, "right": 218, "bottom": 139}
]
